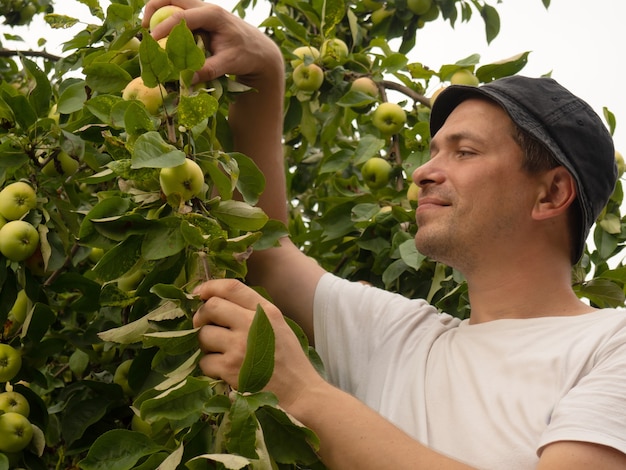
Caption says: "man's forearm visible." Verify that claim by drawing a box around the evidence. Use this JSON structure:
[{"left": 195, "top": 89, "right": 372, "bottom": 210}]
[{"left": 288, "top": 381, "right": 476, "bottom": 470}]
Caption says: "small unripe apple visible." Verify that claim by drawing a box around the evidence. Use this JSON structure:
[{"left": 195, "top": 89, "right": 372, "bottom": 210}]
[
  {"left": 149, "top": 5, "right": 184, "bottom": 31},
  {"left": 321, "top": 38, "right": 349, "bottom": 68},
  {"left": 0, "top": 182, "right": 37, "bottom": 221},
  {"left": 371, "top": 102, "right": 407, "bottom": 135},
  {"left": 122, "top": 77, "right": 167, "bottom": 115},
  {"left": 407, "top": 182, "right": 419, "bottom": 202},
  {"left": 0, "top": 220, "right": 40, "bottom": 262},
  {"left": 8, "top": 289, "right": 29, "bottom": 325},
  {"left": 159, "top": 159, "right": 205, "bottom": 201},
  {"left": 430, "top": 86, "right": 446, "bottom": 107},
  {"left": 0, "top": 391, "right": 30, "bottom": 418},
  {"left": 407, "top": 0, "right": 432, "bottom": 15},
  {"left": 292, "top": 63, "right": 324, "bottom": 92},
  {"left": 351, "top": 77, "right": 379, "bottom": 98},
  {"left": 40, "top": 151, "right": 79, "bottom": 177},
  {"left": 450, "top": 69, "right": 479, "bottom": 86},
  {"left": 290, "top": 46, "right": 320, "bottom": 68},
  {"left": 0, "top": 344, "right": 22, "bottom": 383},
  {"left": 362, "top": 157, "right": 392, "bottom": 190},
  {"left": 0, "top": 411, "right": 33, "bottom": 453}
]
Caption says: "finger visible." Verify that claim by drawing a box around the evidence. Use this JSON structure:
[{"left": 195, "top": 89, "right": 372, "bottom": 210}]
[
  {"left": 194, "top": 278, "right": 272, "bottom": 313},
  {"left": 197, "top": 352, "right": 240, "bottom": 387},
  {"left": 197, "top": 324, "right": 238, "bottom": 354},
  {"left": 193, "top": 294, "right": 253, "bottom": 330}
]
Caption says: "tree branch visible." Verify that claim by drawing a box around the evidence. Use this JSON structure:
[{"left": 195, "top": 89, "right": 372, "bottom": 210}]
[
  {"left": 0, "top": 48, "right": 62, "bottom": 62},
  {"left": 381, "top": 80, "right": 431, "bottom": 108}
]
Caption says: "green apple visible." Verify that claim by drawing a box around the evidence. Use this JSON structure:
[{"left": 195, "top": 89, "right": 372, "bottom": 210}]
[
  {"left": 122, "top": 77, "right": 167, "bottom": 115},
  {"left": 131, "top": 413, "right": 153, "bottom": 436},
  {"left": 48, "top": 104, "right": 60, "bottom": 124},
  {"left": 292, "top": 63, "right": 324, "bottom": 92},
  {"left": 351, "top": 76, "right": 378, "bottom": 98},
  {"left": 450, "top": 69, "right": 479, "bottom": 86},
  {"left": 362, "top": 157, "right": 392, "bottom": 190},
  {"left": 616, "top": 150, "right": 624, "bottom": 178},
  {"left": 114, "top": 359, "right": 134, "bottom": 396},
  {"left": 8, "top": 290, "right": 29, "bottom": 325},
  {"left": 0, "top": 391, "right": 30, "bottom": 418},
  {"left": 407, "top": 182, "right": 419, "bottom": 202},
  {"left": 407, "top": 0, "right": 432, "bottom": 15},
  {"left": 0, "top": 412, "right": 33, "bottom": 453},
  {"left": 0, "top": 344, "right": 22, "bottom": 383},
  {"left": 320, "top": 38, "right": 349, "bottom": 68},
  {"left": 371, "top": 102, "right": 407, "bottom": 135},
  {"left": 149, "top": 5, "right": 184, "bottom": 31},
  {"left": 41, "top": 151, "right": 79, "bottom": 177},
  {"left": 159, "top": 158, "right": 205, "bottom": 201},
  {"left": 371, "top": 7, "right": 395, "bottom": 26},
  {"left": 0, "top": 221, "right": 39, "bottom": 262},
  {"left": 88, "top": 247, "right": 105, "bottom": 263},
  {"left": 117, "top": 268, "right": 145, "bottom": 292},
  {"left": 290, "top": 46, "right": 320, "bottom": 68},
  {"left": 0, "top": 213, "right": 6, "bottom": 230},
  {"left": 429, "top": 86, "right": 446, "bottom": 107},
  {"left": 112, "top": 37, "right": 141, "bottom": 65},
  {"left": 0, "top": 182, "right": 37, "bottom": 221}
]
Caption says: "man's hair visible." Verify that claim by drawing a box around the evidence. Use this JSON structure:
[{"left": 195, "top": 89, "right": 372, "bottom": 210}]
[{"left": 513, "top": 126, "right": 582, "bottom": 264}]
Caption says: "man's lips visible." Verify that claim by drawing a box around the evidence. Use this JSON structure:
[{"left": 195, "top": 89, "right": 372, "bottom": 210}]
[{"left": 416, "top": 196, "right": 450, "bottom": 212}]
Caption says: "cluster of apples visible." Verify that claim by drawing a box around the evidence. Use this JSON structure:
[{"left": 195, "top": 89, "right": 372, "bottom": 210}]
[
  {"left": 0, "top": 385, "right": 34, "bottom": 457},
  {"left": 117, "top": 5, "right": 207, "bottom": 204},
  {"left": 0, "top": 182, "right": 39, "bottom": 263}
]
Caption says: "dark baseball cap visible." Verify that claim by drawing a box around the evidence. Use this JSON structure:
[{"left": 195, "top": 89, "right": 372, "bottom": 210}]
[{"left": 429, "top": 75, "right": 617, "bottom": 263}]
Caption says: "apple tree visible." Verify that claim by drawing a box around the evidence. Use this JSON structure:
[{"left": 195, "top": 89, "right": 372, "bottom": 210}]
[{"left": 0, "top": 0, "right": 624, "bottom": 468}]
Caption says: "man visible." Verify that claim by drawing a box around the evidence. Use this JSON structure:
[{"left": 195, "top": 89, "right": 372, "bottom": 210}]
[{"left": 144, "top": 1, "right": 626, "bottom": 468}]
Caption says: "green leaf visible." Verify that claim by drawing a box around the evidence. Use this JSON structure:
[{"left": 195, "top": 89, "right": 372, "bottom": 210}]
[
  {"left": 57, "top": 80, "right": 88, "bottom": 114},
  {"left": 79, "top": 430, "right": 163, "bottom": 470},
  {"left": 178, "top": 92, "right": 219, "bottom": 129},
  {"left": 142, "top": 217, "right": 188, "bottom": 260},
  {"left": 226, "top": 394, "right": 259, "bottom": 459},
  {"left": 124, "top": 100, "right": 156, "bottom": 135},
  {"left": 480, "top": 4, "right": 500, "bottom": 44},
  {"left": 476, "top": 52, "right": 530, "bottom": 83},
  {"left": 131, "top": 131, "right": 186, "bottom": 169},
  {"left": 167, "top": 20, "right": 206, "bottom": 74},
  {"left": 212, "top": 200, "right": 269, "bottom": 231},
  {"left": 231, "top": 152, "right": 266, "bottom": 205},
  {"left": 84, "top": 63, "right": 133, "bottom": 94},
  {"left": 139, "top": 376, "right": 214, "bottom": 423},
  {"left": 256, "top": 406, "right": 321, "bottom": 465},
  {"left": 98, "top": 300, "right": 187, "bottom": 344},
  {"left": 84, "top": 94, "right": 125, "bottom": 125},
  {"left": 21, "top": 56, "right": 52, "bottom": 117},
  {"left": 238, "top": 305, "right": 275, "bottom": 393},
  {"left": 142, "top": 328, "right": 200, "bottom": 355},
  {"left": 187, "top": 454, "right": 251, "bottom": 469},
  {"left": 139, "top": 32, "right": 173, "bottom": 87},
  {"left": 92, "top": 235, "right": 144, "bottom": 281}
]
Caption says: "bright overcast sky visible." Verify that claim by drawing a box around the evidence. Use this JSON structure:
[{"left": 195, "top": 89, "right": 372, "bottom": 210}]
[{"left": 7, "top": 0, "right": 625, "bottom": 155}]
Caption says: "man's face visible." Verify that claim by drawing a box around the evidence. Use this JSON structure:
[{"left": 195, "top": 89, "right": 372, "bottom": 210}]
[{"left": 412, "top": 98, "right": 540, "bottom": 273}]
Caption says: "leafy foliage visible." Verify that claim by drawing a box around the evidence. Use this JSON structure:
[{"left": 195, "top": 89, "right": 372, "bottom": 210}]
[{"left": 0, "top": 0, "right": 623, "bottom": 468}]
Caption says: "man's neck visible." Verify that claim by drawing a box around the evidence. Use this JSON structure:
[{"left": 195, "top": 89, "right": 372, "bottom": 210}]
[{"left": 463, "top": 258, "right": 594, "bottom": 324}]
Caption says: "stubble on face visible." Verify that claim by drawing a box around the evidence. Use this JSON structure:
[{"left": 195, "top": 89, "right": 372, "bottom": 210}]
[{"left": 413, "top": 98, "right": 529, "bottom": 273}]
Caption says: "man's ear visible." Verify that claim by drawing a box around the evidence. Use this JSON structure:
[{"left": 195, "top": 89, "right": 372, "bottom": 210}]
[{"left": 532, "top": 166, "right": 577, "bottom": 221}]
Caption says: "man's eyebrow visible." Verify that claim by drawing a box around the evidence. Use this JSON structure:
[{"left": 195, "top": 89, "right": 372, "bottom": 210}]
[{"left": 430, "top": 131, "right": 488, "bottom": 153}]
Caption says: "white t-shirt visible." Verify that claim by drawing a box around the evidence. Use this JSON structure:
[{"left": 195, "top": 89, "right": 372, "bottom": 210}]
[{"left": 313, "top": 273, "right": 626, "bottom": 469}]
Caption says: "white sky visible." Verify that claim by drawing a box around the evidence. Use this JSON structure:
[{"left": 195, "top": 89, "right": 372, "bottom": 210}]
[{"left": 6, "top": 0, "right": 625, "bottom": 154}]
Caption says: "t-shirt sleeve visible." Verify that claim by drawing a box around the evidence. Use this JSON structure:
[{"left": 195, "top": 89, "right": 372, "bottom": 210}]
[
  {"left": 312, "top": 272, "right": 440, "bottom": 395},
  {"left": 538, "top": 323, "right": 626, "bottom": 456}
]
